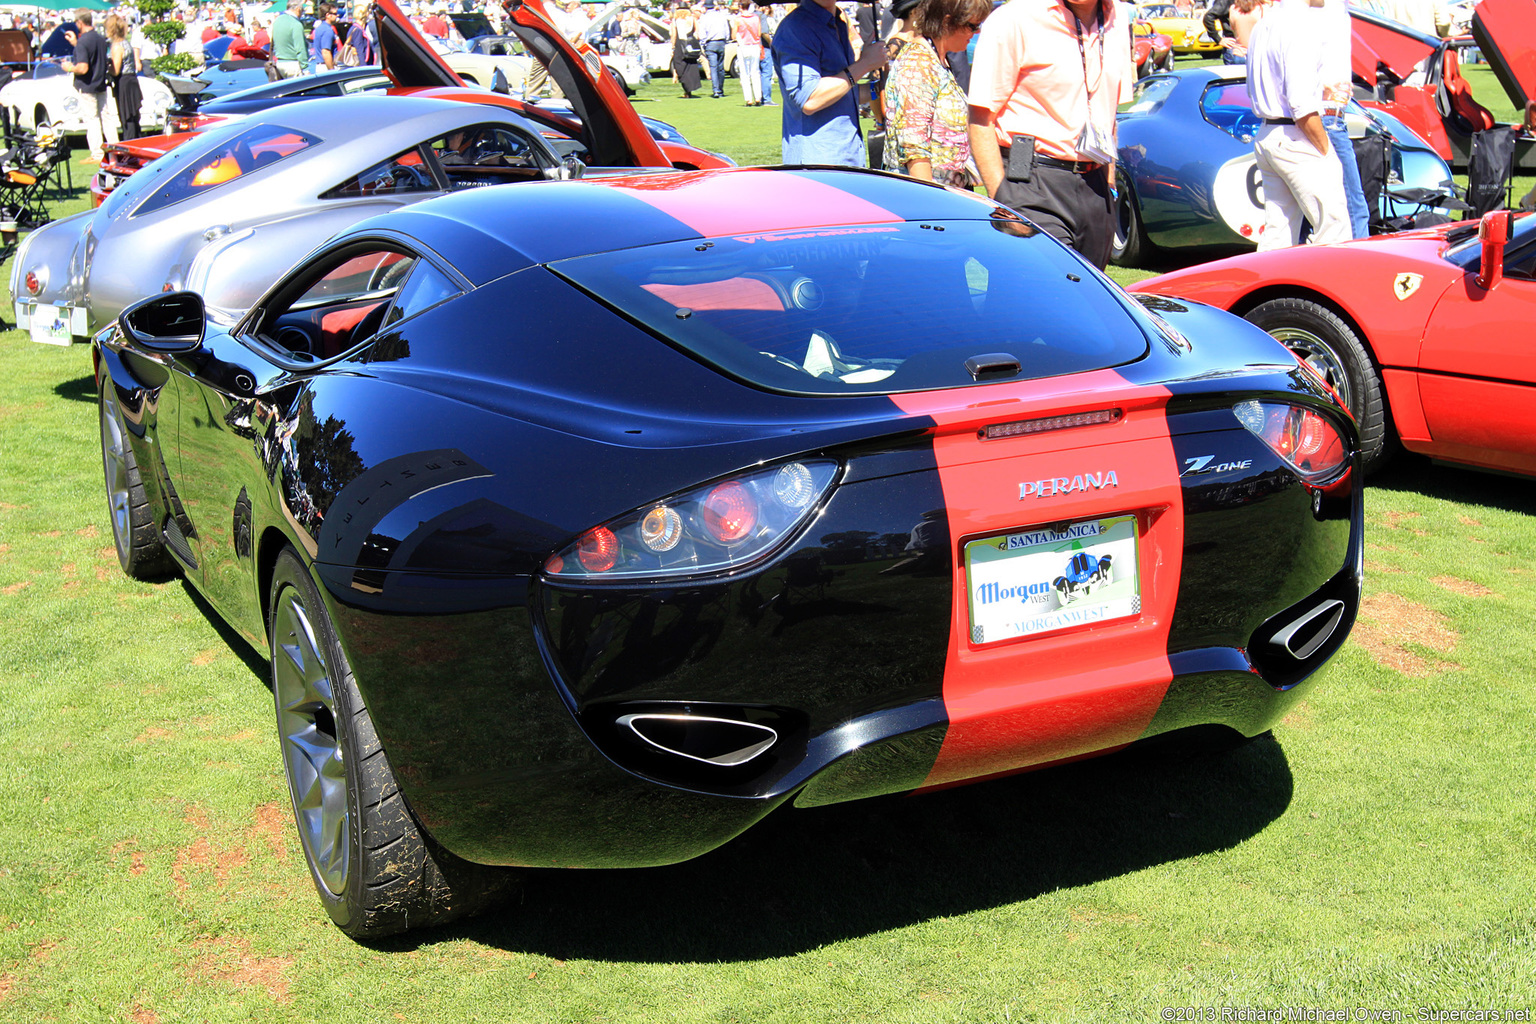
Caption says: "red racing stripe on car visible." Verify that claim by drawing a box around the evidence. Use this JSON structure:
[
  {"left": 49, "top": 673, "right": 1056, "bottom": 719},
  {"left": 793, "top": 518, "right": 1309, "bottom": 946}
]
[
  {"left": 602, "top": 169, "right": 904, "bottom": 238},
  {"left": 890, "top": 372, "right": 1185, "bottom": 790}
]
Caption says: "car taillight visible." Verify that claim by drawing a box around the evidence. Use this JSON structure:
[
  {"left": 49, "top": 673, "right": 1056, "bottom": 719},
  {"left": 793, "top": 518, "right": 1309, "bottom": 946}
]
[
  {"left": 545, "top": 460, "right": 838, "bottom": 580},
  {"left": 24, "top": 271, "right": 40, "bottom": 295},
  {"left": 1234, "top": 400, "right": 1348, "bottom": 483},
  {"left": 575, "top": 527, "right": 619, "bottom": 573}
]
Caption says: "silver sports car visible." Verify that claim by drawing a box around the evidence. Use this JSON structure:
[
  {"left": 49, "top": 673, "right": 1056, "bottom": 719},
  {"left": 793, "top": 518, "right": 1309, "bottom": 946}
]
[{"left": 12, "top": 95, "right": 568, "bottom": 345}]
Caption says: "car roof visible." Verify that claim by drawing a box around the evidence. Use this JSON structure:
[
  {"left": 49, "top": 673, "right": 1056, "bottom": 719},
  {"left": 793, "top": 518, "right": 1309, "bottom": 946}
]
[
  {"left": 207, "top": 93, "right": 545, "bottom": 147},
  {"left": 336, "top": 166, "right": 1009, "bottom": 285}
]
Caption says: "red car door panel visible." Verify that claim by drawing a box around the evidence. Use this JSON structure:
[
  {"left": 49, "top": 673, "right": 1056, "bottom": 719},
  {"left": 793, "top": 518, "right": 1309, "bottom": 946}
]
[{"left": 1417, "top": 276, "right": 1536, "bottom": 465}]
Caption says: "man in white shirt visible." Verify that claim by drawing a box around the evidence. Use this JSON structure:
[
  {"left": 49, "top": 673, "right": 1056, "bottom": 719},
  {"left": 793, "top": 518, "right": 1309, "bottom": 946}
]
[{"left": 1247, "top": 0, "right": 1350, "bottom": 249}]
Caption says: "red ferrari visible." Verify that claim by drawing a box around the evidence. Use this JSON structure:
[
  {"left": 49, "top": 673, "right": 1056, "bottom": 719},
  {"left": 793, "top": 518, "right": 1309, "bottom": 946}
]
[{"left": 1128, "top": 210, "right": 1536, "bottom": 478}]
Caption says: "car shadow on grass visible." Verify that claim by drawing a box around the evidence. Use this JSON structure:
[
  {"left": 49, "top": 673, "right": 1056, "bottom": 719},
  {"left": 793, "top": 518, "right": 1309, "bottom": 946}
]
[
  {"left": 1371, "top": 453, "right": 1536, "bottom": 517},
  {"left": 55, "top": 373, "right": 95, "bottom": 404},
  {"left": 181, "top": 579, "right": 271, "bottom": 685},
  {"left": 396, "top": 729, "right": 1293, "bottom": 962}
]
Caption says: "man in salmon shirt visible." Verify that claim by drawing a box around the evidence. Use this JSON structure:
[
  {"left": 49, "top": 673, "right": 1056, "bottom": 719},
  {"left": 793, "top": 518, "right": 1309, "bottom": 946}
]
[{"left": 966, "top": 0, "right": 1132, "bottom": 269}]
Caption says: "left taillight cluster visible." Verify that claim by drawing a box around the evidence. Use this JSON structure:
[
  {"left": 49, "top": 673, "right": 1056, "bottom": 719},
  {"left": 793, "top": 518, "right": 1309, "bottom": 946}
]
[
  {"left": 1234, "top": 400, "right": 1349, "bottom": 483},
  {"left": 545, "top": 460, "right": 839, "bottom": 580}
]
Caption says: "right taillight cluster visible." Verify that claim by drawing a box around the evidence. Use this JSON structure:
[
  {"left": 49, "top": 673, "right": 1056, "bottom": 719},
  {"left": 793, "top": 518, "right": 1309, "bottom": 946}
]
[
  {"left": 1234, "top": 400, "right": 1348, "bottom": 483},
  {"left": 545, "top": 460, "right": 839, "bottom": 581}
]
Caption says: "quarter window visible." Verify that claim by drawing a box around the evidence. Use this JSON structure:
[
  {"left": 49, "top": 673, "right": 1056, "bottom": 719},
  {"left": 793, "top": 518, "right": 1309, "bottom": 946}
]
[{"left": 135, "top": 124, "right": 318, "bottom": 216}]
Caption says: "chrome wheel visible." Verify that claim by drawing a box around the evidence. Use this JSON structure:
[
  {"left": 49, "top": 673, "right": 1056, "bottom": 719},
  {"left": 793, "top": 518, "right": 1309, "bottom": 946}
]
[
  {"left": 99, "top": 388, "right": 132, "bottom": 562},
  {"left": 1269, "top": 326, "right": 1355, "bottom": 413},
  {"left": 273, "top": 587, "right": 350, "bottom": 896}
]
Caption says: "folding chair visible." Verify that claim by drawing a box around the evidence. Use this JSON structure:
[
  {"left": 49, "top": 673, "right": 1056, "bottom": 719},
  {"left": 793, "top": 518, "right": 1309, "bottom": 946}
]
[{"left": 1463, "top": 125, "right": 1518, "bottom": 219}]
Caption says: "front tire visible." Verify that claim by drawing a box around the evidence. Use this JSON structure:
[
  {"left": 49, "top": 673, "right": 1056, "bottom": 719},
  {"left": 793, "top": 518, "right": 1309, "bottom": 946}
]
[
  {"left": 1243, "top": 297, "right": 1394, "bottom": 473},
  {"left": 268, "top": 548, "right": 509, "bottom": 938},
  {"left": 99, "top": 379, "right": 175, "bottom": 580}
]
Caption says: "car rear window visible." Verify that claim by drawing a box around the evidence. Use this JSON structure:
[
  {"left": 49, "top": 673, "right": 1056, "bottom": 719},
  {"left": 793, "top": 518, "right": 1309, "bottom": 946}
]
[
  {"left": 132, "top": 123, "right": 318, "bottom": 217},
  {"left": 549, "top": 219, "right": 1150, "bottom": 395}
]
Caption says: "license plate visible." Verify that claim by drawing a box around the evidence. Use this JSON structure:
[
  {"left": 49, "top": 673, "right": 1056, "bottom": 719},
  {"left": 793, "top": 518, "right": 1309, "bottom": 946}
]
[
  {"left": 964, "top": 514, "right": 1141, "bottom": 645},
  {"left": 28, "top": 304, "right": 73, "bottom": 346}
]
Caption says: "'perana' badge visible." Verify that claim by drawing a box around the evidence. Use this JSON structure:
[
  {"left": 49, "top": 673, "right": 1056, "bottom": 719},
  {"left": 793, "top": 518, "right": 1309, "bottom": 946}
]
[{"left": 1393, "top": 272, "right": 1423, "bottom": 301}]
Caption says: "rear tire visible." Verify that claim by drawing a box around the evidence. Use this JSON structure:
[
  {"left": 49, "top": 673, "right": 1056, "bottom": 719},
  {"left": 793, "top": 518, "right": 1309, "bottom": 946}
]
[
  {"left": 1111, "top": 182, "right": 1149, "bottom": 267},
  {"left": 1243, "top": 297, "right": 1395, "bottom": 473},
  {"left": 268, "top": 548, "right": 510, "bottom": 938},
  {"left": 99, "top": 379, "right": 176, "bottom": 580}
]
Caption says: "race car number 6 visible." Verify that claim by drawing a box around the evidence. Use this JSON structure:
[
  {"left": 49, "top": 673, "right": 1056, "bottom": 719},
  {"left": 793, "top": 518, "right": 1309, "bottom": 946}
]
[{"left": 1162, "top": 1009, "right": 1218, "bottom": 1021}]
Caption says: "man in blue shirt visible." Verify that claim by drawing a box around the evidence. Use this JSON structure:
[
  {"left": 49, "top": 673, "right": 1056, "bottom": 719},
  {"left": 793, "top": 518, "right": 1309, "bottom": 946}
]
[
  {"left": 311, "top": 2, "right": 339, "bottom": 71},
  {"left": 773, "top": 0, "right": 887, "bottom": 165}
]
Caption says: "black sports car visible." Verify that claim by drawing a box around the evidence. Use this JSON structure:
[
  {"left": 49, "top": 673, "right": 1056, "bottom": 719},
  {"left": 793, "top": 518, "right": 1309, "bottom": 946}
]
[{"left": 94, "top": 166, "right": 1363, "bottom": 937}]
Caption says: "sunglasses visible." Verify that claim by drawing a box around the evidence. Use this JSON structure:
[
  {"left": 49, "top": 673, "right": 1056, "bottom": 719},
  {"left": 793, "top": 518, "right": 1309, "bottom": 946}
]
[{"left": 964, "top": 20, "right": 983, "bottom": 30}]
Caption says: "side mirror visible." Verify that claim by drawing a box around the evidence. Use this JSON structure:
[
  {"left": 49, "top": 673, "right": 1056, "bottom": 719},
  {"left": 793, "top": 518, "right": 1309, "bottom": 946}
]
[
  {"left": 557, "top": 155, "right": 585, "bottom": 180},
  {"left": 490, "top": 66, "right": 511, "bottom": 94},
  {"left": 1476, "top": 209, "right": 1512, "bottom": 291},
  {"left": 119, "top": 291, "right": 206, "bottom": 353}
]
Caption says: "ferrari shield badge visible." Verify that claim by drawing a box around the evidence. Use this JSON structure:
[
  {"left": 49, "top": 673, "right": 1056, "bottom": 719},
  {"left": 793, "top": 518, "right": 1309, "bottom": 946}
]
[{"left": 1393, "top": 272, "right": 1423, "bottom": 301}]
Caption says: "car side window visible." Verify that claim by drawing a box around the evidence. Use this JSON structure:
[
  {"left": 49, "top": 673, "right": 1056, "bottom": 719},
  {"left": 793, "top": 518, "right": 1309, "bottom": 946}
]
[
  {"left": 428, "top": 124, "right": 550, "bottom": 189},
  {"left": 322, "top": 146, "right": 439, "bottom": 199},
  {"left": 255, "top": 246, "right": 418, "bottom": 362},
  {"left": 1200, "top": 82, "right": 1263, "bottom": 141},
  {"left": 135, "top": 124, "right": 318, "bottom": 216},
  {"left": 386, "top": 262, "right": 460, "bottom": 326}
]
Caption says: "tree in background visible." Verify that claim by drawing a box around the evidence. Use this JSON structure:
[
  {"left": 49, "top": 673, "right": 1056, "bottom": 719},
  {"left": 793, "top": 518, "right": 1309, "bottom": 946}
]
[{"left": 138, "top": 0, "right": 198, "bottom": 75}]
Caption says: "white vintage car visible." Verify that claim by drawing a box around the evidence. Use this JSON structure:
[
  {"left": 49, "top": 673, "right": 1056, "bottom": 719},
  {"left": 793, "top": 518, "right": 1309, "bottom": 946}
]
[{"left": 1, "top": 62, "right": 173, "bottom": 135}]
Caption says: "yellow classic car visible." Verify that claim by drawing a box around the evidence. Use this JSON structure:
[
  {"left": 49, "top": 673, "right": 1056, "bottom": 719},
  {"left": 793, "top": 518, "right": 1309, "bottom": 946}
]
[{"left": 1135, "top": 3, "right": 1223, "bottom": 54}]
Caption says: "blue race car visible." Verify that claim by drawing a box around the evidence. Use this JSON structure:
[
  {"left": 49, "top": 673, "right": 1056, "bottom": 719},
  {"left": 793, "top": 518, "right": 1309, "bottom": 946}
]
[{"left": 1114, "top": 66, "right": 1456, "bottom": 267}]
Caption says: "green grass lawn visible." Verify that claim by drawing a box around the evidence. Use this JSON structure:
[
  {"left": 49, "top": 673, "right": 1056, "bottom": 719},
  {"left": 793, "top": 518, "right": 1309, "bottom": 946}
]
[{"left": 0, "top": 111, "right": 1534, "bottom": 1022}]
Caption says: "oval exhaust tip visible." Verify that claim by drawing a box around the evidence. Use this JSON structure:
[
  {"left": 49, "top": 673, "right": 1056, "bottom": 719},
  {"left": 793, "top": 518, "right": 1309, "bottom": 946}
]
[
  {"left": 1271, "top": 599, "right": 1346, "bottom": 660},
  {"left": 616, "top": 713, "right": 778, "bottom": 767}
]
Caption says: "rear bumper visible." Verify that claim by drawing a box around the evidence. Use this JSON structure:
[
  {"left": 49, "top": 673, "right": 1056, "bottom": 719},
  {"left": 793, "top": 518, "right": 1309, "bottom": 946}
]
[{"left": 14, "top": 297, "right": 87, "bottom": 345}]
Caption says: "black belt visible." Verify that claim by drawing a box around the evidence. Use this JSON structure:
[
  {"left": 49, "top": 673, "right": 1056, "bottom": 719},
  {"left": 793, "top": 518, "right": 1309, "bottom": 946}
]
[
  {"left": 1035, "top": 155, "right": 1101, "bottom": 173},
  {"left": 1263, "top": 117, "right": 1296, "bottom": 125}
]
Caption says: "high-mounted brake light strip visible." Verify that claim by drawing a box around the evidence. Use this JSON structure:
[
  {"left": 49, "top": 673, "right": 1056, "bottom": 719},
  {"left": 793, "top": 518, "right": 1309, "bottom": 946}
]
[{"left": 979, "top": 408, "right": 1123, "bottom": 441}]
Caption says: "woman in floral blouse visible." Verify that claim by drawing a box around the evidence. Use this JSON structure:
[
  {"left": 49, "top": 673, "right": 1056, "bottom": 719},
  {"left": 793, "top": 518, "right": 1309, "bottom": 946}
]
[{"left": 882, "top": 0, "right": 992, "bottom": 186}]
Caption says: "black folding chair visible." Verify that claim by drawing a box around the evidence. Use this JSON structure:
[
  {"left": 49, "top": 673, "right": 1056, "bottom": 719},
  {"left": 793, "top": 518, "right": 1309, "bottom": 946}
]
[{"left": 1464, "top": 125, "right": 1518, "bottom": 219}]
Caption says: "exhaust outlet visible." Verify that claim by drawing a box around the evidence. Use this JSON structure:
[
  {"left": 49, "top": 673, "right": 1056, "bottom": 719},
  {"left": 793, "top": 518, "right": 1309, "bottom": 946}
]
[
  {"left": 1270, "top": 599, "right": 1346, "bottom": 660},
  {"left": 616, "top": 713, "right": 778, "bottom": 767}
]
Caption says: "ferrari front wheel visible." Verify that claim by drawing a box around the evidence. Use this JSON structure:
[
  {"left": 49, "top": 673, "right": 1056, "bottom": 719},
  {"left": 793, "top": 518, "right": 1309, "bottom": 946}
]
[
  {"left": 1244, "top": 297, "right": 1394, "bottom": 473},
  {"left": 99, "top": 379, "right": 176, "bottom": 580},
  {"left": 268, "top": 548, "right": 509, "bottom": 938}
]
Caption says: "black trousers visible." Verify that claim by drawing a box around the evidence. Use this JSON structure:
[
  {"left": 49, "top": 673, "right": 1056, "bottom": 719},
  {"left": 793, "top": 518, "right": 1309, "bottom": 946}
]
[{"left": 993, "top": 162, "right": 1113, "bottom": 270}]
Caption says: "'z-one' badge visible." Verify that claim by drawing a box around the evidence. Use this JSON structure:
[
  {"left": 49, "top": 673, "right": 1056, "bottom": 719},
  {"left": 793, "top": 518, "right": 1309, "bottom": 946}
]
[{"left": 1393, "top": 273, "right": 1423, "bottom": 301}]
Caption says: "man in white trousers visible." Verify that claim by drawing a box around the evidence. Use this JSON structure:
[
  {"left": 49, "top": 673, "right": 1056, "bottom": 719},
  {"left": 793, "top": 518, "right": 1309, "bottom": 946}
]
[{"left": 1246, "top": 0, "right": 1349, "bottom": 250}]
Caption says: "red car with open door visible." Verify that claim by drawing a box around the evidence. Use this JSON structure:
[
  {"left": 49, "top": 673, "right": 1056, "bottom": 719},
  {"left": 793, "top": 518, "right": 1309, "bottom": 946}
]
[
  {"left": 1351, "top": 0, "right": 1536, "bottom": 170},
  {"left": 1129, "top": 210, "right": 1536, "bottom": 479}
]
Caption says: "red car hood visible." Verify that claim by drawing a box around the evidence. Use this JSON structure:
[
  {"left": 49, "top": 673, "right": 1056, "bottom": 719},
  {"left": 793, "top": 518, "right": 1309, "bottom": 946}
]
[
  {"left": 1127, "top": 226, "right": 1470, "bottom": 313},
  {"left": 1350, "top": 8, "right": 1439, "bottom": 85}
]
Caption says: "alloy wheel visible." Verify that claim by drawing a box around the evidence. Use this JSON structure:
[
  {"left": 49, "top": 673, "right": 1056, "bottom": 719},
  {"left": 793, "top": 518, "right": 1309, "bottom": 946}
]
[
  {"left": 272, "top": 588, "right": 350, "bottom": 895},
  {"left": 99, "top": 388, "right": 132, "bottom": 561},
  {"left": 1270, "top": 327, "right": 1355, "bottom": 413}
]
